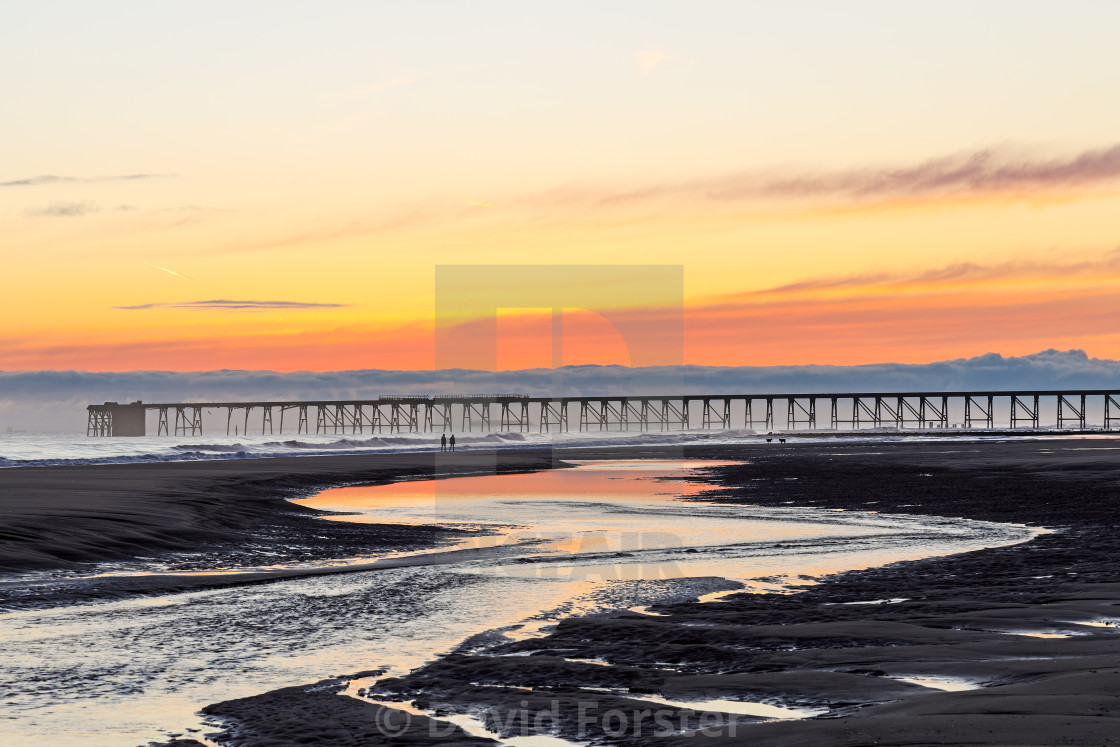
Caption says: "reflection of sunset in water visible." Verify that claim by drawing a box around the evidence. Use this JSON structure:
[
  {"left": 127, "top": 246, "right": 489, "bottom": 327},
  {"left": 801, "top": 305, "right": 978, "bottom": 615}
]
[
  {"left": 297, "top": 460, "right": 1035, "bottom": 584},
  {"left": 295, "top": 460, "right": 734, "bottom": 510}
]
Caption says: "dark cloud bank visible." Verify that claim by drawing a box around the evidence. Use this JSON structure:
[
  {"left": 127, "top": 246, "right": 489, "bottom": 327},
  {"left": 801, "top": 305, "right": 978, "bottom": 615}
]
[{"left": 0, "top": 349, "right": 1115, "bottom": 432}]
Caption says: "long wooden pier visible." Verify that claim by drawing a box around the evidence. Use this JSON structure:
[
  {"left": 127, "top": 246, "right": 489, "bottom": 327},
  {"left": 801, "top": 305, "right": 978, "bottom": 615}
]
[{"left": 86, "top": 390, "right": 1120, "bottom": 436}]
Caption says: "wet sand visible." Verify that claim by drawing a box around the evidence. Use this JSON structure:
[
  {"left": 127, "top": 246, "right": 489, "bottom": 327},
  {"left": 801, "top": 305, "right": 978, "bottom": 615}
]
[
  {"left": 0, "top": 450, "right": 563, "bottom": 575},
  {"left": 350, "top": 440, "right": 1120, "bottom": 746},
  {"left": 4, "top": 439, "right": 1120, "bottom": 744}
]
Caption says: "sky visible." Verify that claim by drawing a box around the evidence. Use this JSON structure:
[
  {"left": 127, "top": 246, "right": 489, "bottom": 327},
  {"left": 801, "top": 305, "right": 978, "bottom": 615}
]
[{"left": 4, "top": 1, "right": 1120, "bottom": 372}]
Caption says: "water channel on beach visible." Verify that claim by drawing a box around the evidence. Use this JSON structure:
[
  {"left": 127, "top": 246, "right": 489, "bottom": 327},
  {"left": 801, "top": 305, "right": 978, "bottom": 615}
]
[{"left": 0, "top": 459, "right": 1037, "bottom": 746}]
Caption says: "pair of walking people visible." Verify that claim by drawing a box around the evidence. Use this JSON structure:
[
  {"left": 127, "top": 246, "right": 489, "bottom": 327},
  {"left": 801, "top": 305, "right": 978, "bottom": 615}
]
[{"left": 440, "top": 433, "right": 456, "bottom": 452}]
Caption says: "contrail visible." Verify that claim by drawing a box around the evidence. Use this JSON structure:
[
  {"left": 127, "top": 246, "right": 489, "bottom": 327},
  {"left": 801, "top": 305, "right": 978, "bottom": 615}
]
[{"left": 149, "top": 264, "right": 192, "bottom": 280}]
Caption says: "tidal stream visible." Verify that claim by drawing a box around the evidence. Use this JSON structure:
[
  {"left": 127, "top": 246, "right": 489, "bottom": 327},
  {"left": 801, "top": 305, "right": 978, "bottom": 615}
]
[{"left": 0, "top": 459, "right": 1036, "bottom": 746}]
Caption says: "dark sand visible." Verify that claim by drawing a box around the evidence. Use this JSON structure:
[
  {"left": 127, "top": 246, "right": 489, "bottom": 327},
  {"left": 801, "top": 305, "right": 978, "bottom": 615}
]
[
  {"left": 4, "top": 440, "right": 1120, "bottom": 745},
  {"left": 0, "top": 450, "right": 562, "bottom": 574}
]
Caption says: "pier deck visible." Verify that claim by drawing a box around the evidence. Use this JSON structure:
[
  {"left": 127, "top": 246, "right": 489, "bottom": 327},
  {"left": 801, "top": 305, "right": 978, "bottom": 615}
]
[{"left": 86, "top": 390, "right": 1120, "bottom": 436}]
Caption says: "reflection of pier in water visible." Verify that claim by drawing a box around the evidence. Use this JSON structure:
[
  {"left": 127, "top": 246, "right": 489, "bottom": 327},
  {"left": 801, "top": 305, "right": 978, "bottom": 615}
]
[{"left": 86, "top": 390, "right": 1120, "bottom": 436}]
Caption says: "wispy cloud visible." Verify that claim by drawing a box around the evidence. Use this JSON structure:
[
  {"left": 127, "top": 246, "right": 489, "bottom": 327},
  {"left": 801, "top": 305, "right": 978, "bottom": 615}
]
[
  {"left": 531, "top": 143, "right": 1120, "bottom": 209},
  {"left": 115, "top": 299, "right": 348, "bottom": 311},
  {"left": 1, "top": 173, "right": 171, "bottom": 188},
  {"left": 740, "top": 251, "right": 1120, "bottom": 299},
  {"left": 148, "top": 264, "right": 192, "bottom": 280},
  {"left": 180, "top": 144, "right": 1120, "bottom": 260},
  {"left": 24, "top": 201, "right": 101, "bottom": 217}
]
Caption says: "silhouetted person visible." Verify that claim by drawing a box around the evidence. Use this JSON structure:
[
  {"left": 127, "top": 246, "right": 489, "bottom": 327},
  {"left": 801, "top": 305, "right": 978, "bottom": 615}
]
[
  {"left": 449, "top": 434, "right": 456, "bottom": 451},
  {"left": 440, "top": 434, "right": 447, "bottom": 452}
]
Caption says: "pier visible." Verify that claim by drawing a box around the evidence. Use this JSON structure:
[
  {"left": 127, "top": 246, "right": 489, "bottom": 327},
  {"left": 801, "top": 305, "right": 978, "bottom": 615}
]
[{"left": 86, "top": 390, "right": 1120, "bottom": 436}]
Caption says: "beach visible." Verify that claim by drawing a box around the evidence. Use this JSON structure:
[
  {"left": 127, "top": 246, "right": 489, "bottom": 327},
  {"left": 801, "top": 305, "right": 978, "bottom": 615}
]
[
  {"left": 3, "top": 438, "right": 1120, "bottom": 745},
  {"left": 0, "top": 450, "right": 561, "bottom": 576}
]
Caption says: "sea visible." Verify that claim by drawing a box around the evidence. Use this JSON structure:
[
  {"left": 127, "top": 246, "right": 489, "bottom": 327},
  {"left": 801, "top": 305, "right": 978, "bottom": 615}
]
[{"left": 0, "top": 427, "right": 1055, "bottom": 468}]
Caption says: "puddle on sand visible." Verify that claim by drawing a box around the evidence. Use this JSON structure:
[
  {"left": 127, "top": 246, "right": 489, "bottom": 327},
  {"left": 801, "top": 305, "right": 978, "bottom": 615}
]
[
  {"left": 634, "top": 694, "right": 825, "bottom": 720},
  {"left": 894, "top": 676, "right": 979, "bottom": 692},
  {"left": 951, "top": 628, "right": 1075, "bottom": 639},
  {"left": 562, "top": 657, "right": 614, "bottom": 667}
]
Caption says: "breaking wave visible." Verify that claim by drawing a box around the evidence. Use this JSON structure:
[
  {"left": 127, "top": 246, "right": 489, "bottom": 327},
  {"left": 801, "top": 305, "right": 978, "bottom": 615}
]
[{"left": 0, "top": 427, "right": 1007, "bottom": 468}]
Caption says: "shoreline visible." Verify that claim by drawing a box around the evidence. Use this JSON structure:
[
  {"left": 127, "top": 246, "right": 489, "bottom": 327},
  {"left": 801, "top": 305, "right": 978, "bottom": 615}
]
[
  {"left": 0, "top": 450, "right": 565, "bottom": 576},
  {"left": 4, "top": 440, "right": 1120, "bottom": 745},
  {"left": 1, "top": 427, "right": 1115, "bottom": 473}
]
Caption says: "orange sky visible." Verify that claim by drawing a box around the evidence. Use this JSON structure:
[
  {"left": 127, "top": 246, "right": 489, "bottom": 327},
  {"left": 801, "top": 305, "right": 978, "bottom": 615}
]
[
  {"left": 4, "top": 3, "right": 1120, "bottom": 372},
  {"left": 5, "top": 251, "right": 1120, "bottom": 371}
]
